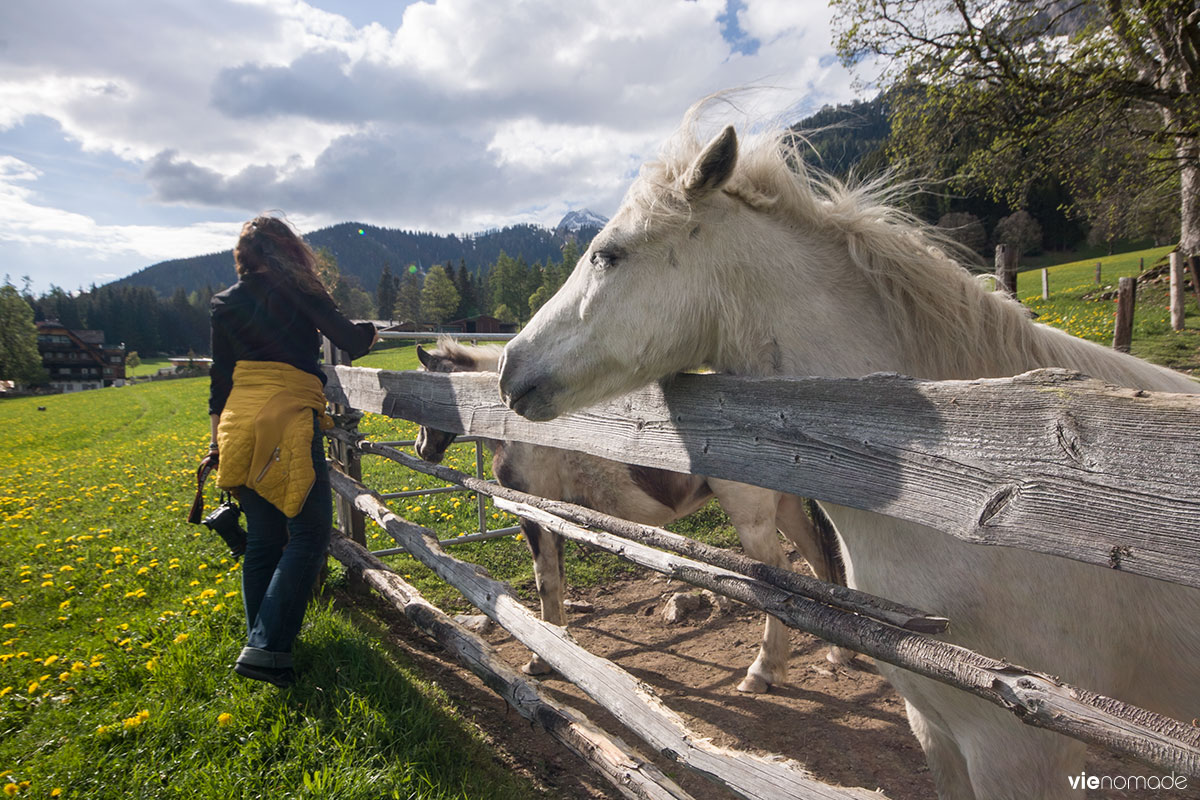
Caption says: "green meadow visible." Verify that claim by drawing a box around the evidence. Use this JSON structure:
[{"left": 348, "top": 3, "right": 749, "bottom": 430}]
[
  {"left": 1016, "top": 245, "right": 1200, "bottom": 373},
  {"left": 0, "top": 380, "right": 553, "bottom": 799},
  {"left": 1, "top": 245, "right": 1196, "bottom": 797}
]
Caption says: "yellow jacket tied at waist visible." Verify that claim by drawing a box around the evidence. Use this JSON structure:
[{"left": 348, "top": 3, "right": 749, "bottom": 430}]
[{"left": 216, "top": 361, "right": 332, "bottom": 517}]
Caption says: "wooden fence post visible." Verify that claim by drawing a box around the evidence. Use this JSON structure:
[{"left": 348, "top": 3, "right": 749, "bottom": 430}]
[
  {"left": 994, "top": 244, "right": 1018, "bottom": 296},
  {"left": 1095, "top": 262, "right": 1103, "bottom": 284},
  {"left": 1112, "top": 276, "right": 1136, "bottom": 353},
  {"left": 1171, "top": 252, "right": 1186, "bottom": 331},
  {"left": 323, "top": 337, "right": 367, "bottom": 592},
  {"left": 1189, "top": 254, "right": 1200, "bottom": 310},
  {"left": 1041, "top": 268, "right": 1049, "bottom": 300}
]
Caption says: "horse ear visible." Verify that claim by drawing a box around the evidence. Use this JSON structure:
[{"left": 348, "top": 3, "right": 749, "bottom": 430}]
[
  {"left": 683, "top": 125, "right": 738, "bottom": 200},
  {"left": 416, "top": 345, "right": 433, "bottom": 369}
]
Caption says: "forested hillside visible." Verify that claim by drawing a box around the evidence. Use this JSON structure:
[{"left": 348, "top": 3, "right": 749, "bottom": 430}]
[{"left": 112, "top": 221, "right": 601, "bottom": 298}]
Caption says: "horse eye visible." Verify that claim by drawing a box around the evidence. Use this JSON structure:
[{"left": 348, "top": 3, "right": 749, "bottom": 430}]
[{"left": 590, "top": 250, "right": 618, "bottom": 270}]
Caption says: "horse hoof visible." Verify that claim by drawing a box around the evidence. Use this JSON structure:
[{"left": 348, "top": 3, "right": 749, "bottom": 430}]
[
  {"left": 736, "top": 674, "right": 771, "bottom": 694},
  {"left": 522, "top": 658, "right": 553, "bottom": 676},
  {"left": 826, "top": 646, "right": 856, "bottom": 665}
]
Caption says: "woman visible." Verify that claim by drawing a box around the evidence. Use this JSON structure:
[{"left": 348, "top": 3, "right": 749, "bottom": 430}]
[{"left": 207, "top": 215, "right": 378, "bottom": 687}]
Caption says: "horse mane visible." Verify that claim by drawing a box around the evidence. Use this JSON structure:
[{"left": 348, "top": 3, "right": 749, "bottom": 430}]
[{"left": 633, "top": 101, "right": 1197, "bottom": 392}]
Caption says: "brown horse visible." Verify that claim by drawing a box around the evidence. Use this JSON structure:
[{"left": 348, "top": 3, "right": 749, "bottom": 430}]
[{"left": 416, "top": 339, "right": 850, "bottom": 690}]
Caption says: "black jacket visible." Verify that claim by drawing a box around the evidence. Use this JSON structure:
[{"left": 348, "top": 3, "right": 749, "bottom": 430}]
[{"left": 209, "top": 272, "right": 375, "bottom": 415}]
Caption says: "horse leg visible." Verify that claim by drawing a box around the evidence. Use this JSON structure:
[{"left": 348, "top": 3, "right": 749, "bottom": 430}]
[
  {"left": 902, "top": 699, "right": 976, "bottom": 800},
  {"left": 957, "top": 720, "right": 1085, "bottom": 800},
  {"left": 709, "top": 479, "right": 792, "bottom": 693},
  {"left": 891, "top": 668, "right": 1085, "bottom": 800},
  {"left": 521, "top": 518, "right": 565, "bottom": 675},
  {"left": 774, "top": 494, "right": 855, "bottom": 665}
]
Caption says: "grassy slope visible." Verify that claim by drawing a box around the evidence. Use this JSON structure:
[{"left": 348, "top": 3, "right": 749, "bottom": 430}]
[
  {"left": 1016, "top": 245, "right": 1200, "bottom": 374},
  {"left": 0, "top": 381, "right": 546, "bottom": 800}
]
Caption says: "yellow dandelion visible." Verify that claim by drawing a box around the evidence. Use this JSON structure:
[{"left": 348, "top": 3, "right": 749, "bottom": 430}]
[
  {"left": 217, "top": 712, "right": 233, "bottom": 726},
  {"left": 173, "top": 633, "right": 188, "bottom": 644}
]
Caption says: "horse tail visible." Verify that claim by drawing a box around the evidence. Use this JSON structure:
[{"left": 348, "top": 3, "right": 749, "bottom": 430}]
[{"left": 805, "top": 499, "right": 846, "bottom": 588}]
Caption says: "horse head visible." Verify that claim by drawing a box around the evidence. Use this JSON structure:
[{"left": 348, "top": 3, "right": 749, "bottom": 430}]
[
  {"left": 414, "top": 340, "right": 503, "bottom": 463},
  {"left": 499, "top": 125, "right": 743, "bottom": 421}
]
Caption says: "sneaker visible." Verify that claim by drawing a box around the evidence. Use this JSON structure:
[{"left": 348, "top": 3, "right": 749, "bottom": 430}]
[{"left": 234, "top": 662, "right": 296, "bottom": 688}]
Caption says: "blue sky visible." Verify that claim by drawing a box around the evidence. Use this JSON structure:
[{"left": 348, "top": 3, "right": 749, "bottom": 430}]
[{"left": 0, "top": 0, "right": 867, "bottom": 294}]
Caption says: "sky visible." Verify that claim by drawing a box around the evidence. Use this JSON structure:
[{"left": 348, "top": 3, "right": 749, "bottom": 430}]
[{"left": 0, "top": 0, "right": 872, "bottom": 294}]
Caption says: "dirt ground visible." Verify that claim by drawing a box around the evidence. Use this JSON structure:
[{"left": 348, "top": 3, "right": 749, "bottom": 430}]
[{"left": 350, "top": 561, "right": 1199, "bottom": 800}]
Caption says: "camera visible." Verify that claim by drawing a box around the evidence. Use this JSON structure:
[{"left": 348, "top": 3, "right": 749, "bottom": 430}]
[{"left": 202, "top": 495, "right": 247, "bottom": 558}]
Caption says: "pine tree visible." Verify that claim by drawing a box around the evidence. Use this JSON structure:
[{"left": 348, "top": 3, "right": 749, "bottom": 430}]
[
  {"left": 396, "top": 267, "right": 423, "bottom": 322},
  {"left": 420, "top": 265, "right": 460, "bottom": 324},
  {"left": 376, "top": 265, "right": 397, "bottom": 321},
  {"left": 453, "top": 260, "right": 476, "bottom": 319}
]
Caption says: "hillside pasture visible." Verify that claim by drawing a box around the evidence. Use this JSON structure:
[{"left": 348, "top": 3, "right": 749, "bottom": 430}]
[{"left": 1017, "top": 245, "right": 1200, "bottom": 374}]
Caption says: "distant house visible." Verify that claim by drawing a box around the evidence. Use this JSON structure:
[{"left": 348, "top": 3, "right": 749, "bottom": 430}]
[
  {"left": 443, "top": 315, "right": 518, "bottom": 335},
  {"left": 36, "top": 321, "right": 126, "bottom": 392}
]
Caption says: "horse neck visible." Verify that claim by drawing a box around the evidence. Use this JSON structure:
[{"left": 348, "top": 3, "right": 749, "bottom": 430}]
[{"left": 705, "top": 223, "right": 1196, "bottom": 393}]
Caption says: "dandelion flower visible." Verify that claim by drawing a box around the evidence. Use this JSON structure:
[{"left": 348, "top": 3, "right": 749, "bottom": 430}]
[
  {"left": 217, "top": 712, "right": 233, "bottom": 726},
  {"left": 173, "top": 633, "right": 188, "bottom": 644}
]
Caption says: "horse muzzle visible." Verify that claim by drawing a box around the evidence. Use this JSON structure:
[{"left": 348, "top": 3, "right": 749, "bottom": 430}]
[{"left": 498, "top": 347, "right": 562, "bottom": 421}]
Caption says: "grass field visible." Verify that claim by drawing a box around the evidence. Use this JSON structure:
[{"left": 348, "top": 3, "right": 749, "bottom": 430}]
[
  {"left": 125, "top": 358, "right": 173, "bottom": 378},
  {"left": 3, "top": 244, "right": 1196, "bottom": 797},
  {"left": 1016, "top": 245, "right": 1200, "bottom": 373},
  {"left": 0, "top": 381, "right": 554, "bottom": 799}
]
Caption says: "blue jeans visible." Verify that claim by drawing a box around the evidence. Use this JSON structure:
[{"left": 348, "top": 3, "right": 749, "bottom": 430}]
[{"left": 236, "top": 416, "right": 330, "bottom": 670}]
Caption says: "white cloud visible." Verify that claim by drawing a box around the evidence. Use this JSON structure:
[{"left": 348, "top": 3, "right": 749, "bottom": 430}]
[
  {"left": 0, "top": 0, "right": 867, "bottom": 290},
  {"left": 0, "top": 155, "right": 238, "bottom": 262}
]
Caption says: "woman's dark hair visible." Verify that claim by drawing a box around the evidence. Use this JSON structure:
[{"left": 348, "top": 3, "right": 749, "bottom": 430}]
[{"left": 234, "top": 215, "right": 330, "bottom": 297}]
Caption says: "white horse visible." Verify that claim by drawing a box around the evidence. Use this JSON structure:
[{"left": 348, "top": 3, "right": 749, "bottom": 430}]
[
  {"left": 497, "top": 108, "right": 1200, "bottom": 799},
  {"left": 414, "top": 339, "right": 851, "bottom": 690}
]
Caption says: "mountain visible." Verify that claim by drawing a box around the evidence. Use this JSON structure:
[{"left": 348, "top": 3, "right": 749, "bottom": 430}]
[
  {"left": 111, "top": 218, "right": 603, "bottom": 297},
  {"left": 555, "top": 209, "right": 609, "bottom": 234},
  {"left": 791, "top": 95, "right": 891, "bottom": 179}
]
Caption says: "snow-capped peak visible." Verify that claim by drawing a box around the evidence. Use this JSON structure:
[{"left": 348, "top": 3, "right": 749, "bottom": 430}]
[{"left": 555, "top": 209, "right": 609, "bottom": 233}]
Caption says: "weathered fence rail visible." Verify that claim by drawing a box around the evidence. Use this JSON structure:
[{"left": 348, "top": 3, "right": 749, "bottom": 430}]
[
  {"left": 326, "top": 467, "right": 885, "bottom": 800},
  {"left": 328, "top": 532, "right": 697, "bottom": 800},
  {"left": 321, "top": 361, "right": 1200, "bottom": 793},
  {"left": 323, "top": 365, "right": 1200, "bottom": 590},
  {"left": 324, "top": 428, "right": 1200, "bottom": 777}
]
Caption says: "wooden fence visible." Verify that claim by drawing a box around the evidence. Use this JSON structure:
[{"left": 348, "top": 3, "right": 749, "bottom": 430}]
[{"left": 320, "top": 359, "right": 1200, "bottom": 798}]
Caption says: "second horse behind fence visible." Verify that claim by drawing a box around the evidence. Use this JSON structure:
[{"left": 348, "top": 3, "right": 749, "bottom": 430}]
[{"left": 414, "top": 338, "right": 851, "bottom": 692}]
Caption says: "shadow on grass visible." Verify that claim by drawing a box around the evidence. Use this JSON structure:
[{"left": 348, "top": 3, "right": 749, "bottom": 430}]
[{"left": 233, "top": 601, "right": 546, "bottom": 800}]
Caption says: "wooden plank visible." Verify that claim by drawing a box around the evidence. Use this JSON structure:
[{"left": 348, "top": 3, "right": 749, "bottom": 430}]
[
  {"left": 327, "top": 533, "right": 696, "bottom": 800},
  {"left": 324, "top": 366, "right": 1200, "bottom": 589},
  {"left": 322, "top": 337, "right": 367, "bottom": 593},
  {"left": 326, "top": 468, "right": 889, "bottom": 800},
  {"left": 328, "top": 429, "right": 947, "bottom": 633},
  {"left": 490, "top": 497, "right": 1200, "bottom": 777}
]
